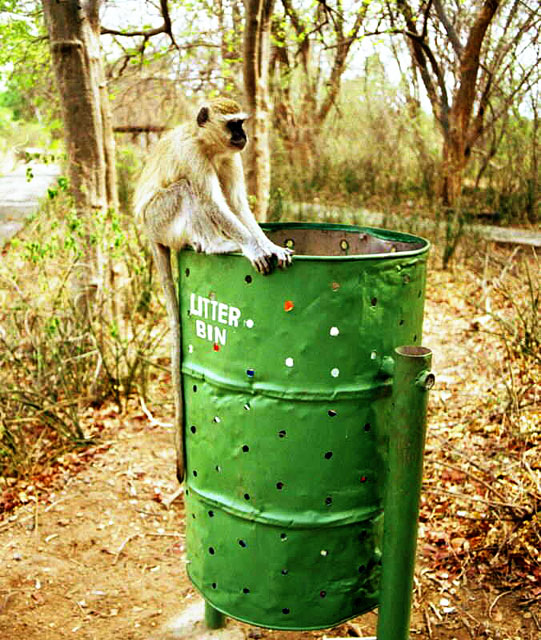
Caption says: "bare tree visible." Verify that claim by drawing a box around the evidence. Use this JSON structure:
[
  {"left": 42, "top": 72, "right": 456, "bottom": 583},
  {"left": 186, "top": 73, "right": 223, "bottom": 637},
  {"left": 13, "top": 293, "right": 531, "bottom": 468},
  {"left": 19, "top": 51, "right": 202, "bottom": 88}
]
[
  {"left": 270, "top": 0, "right": 369, "bottom": 170},
  {"left": 243, "top": 0, "right": 275, "bottom": 220},
  {"left": 387, "top": 0, "right": 540, "bottom": 207}
]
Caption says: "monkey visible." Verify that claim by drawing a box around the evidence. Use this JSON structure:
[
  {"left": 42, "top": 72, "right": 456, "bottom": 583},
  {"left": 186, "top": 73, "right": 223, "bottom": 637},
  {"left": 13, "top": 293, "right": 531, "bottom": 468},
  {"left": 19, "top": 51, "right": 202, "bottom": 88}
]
[{"left": 134, "top": 97, "right": 293, "bottom": 484}]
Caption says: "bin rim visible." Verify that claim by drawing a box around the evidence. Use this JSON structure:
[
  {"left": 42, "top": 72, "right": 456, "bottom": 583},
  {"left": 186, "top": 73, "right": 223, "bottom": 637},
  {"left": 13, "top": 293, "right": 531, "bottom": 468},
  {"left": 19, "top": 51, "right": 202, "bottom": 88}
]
[{"left": 259, "top": 221, "right": 431, "bottom": 261}]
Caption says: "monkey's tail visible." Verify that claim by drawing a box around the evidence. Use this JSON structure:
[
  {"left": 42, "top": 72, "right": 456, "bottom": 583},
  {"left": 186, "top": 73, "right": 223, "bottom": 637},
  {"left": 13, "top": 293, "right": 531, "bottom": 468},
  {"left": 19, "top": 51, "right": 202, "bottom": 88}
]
[{"left": 151, "top": 242, "right": 185, "bottom": 484}]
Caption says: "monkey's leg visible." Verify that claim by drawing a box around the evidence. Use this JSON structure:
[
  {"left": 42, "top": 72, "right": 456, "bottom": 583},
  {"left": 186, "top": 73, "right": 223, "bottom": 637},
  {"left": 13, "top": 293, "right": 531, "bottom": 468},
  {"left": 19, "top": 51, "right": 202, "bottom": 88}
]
[
  {"left": 199, "top": 238, "right": 240, "bottom": 254},
  {"left": 150, "top": 242, "right": 185, "bottom": 484}
]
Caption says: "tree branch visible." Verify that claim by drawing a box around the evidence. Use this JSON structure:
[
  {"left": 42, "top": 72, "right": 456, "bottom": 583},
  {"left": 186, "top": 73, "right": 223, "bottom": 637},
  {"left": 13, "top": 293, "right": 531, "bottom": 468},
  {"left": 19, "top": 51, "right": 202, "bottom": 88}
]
[
  {"left": 433, "top": 0, "right": 462, "bottom": 58},
  {"left": 453, "top": 0, "right": 500, "bottom": 136},
  {"left": 101, "top": 0, "right": 177, "bottom": 48},
  {"left": 390, "top": 1, "right": 451, "bottom": 132}
]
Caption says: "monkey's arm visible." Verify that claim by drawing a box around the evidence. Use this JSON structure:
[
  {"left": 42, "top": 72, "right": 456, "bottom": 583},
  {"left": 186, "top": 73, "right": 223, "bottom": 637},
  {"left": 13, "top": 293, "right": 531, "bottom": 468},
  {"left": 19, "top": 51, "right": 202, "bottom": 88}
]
[
  {"left": 193, "top": 170, "right": 277, "bottom": 274},
  {"left": 223, "top": 156, "right": 292, "bottom": 269}
]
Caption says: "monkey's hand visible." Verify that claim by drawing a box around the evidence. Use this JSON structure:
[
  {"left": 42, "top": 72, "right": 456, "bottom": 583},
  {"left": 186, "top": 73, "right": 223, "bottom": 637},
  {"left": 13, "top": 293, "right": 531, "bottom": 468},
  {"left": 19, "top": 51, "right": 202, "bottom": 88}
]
[
  {"left": 243, "top": 241, "right": 294, "bottom": 274},
  {"left": 242, "top": 241, "right": 275, "bottom": 275},
  {"left": 267, "top": 243, "right": 294, "bottom": 270}
]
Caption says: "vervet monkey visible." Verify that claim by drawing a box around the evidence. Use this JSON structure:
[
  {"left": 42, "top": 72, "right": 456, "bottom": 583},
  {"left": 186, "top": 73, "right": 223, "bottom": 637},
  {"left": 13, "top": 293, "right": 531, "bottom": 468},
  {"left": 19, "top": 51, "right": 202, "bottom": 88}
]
[{"left": 134, "top": 97, "right": 293, "bottom": 483}]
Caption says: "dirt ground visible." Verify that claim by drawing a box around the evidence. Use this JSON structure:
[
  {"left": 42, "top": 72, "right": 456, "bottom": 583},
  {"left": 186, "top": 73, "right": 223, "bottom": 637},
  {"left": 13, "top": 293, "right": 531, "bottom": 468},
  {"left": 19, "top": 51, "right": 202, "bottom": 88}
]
[{"left": 0, "top": 250, "right": 539, "bottom": 640}]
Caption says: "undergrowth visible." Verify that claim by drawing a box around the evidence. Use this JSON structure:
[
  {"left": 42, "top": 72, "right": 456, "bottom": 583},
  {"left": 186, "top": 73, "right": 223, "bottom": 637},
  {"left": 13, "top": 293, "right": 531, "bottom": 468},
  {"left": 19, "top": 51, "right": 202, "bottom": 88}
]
[{"left": 0, "top": 181, "right": 167, "bottom": 478}]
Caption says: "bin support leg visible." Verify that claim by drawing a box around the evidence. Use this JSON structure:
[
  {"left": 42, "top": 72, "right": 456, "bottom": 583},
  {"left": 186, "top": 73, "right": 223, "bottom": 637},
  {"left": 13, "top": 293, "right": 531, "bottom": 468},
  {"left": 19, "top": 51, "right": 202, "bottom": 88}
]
[
  {"left": 377, "top": 346, "right": 433, "bottom": 640},
  {"left": 205, "top": 600, "right": 226, "bottom": 629}
]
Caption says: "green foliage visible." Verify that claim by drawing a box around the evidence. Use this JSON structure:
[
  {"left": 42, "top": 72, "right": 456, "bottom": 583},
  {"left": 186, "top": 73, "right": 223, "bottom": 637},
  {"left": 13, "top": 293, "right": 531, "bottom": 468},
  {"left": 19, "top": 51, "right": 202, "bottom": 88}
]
[
  {"left": 0, "top": 2, "right": 57, "bottom": 124},
  {"left": 0, "top": 184, "right": 167, "bottom": 477}
]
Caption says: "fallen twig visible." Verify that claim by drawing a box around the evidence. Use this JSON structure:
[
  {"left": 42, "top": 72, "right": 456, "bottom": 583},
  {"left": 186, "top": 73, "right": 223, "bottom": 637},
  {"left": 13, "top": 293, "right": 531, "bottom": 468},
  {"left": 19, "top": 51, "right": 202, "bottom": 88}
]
[
  {"left": 112, "top": 533, "right": 140, "bottom": 565},
  {"left": 488, "top": 589, "right": 514, "bottom": 618}
]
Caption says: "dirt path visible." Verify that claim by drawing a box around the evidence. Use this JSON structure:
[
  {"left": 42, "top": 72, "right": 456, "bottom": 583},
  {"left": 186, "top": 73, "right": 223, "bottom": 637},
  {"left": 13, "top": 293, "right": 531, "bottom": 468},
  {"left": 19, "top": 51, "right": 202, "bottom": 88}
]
[
  {"left": 0, "top": 162, "right": 60, "bottom": 246},
  {"left": 0, "top": 258, "right": 538, "bottom": 640}
]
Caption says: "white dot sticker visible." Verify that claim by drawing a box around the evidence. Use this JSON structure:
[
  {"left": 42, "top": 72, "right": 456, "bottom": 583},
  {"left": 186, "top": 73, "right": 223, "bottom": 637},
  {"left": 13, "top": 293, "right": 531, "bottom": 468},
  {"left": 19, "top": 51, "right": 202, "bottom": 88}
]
[
  {"left": 245, "top": 319, "right": 254, "bottom": 329},
  {"left": 320, "top": 549, "right": 328, "bottom": 557},
  {"left": 331, "top": 368, "right": 340, "bottom": 377},
  {"left": 329, "top": 327, "right": 340, "bottom": 336},
  {"left": 213, "top": 416, "right": 221, "bottom": 423},
  {"left": 188, "top": 344, "right": 194, "bottom": 353},
  {"left": 371, "top": 350, "right": 378, "bottom": 360},
  {"left": 285, "top": 357, "right": 294, "bottom": 367}
]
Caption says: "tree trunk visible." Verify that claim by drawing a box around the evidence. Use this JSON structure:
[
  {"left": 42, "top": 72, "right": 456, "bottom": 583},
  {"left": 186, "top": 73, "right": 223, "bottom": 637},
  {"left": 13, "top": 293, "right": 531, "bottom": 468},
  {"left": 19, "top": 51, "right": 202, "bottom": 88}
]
[
  {"left": 396, "top": 0, "right": 500, "bottom": 209},
  {"left": 42, "top": 0, "right": 117, "bottom": 301},
  {"left": 243, "top": 0, "right": 275, "bottom": 221},
  {"left": 441, "top": 131, "right": 467, "bottom": 207}
]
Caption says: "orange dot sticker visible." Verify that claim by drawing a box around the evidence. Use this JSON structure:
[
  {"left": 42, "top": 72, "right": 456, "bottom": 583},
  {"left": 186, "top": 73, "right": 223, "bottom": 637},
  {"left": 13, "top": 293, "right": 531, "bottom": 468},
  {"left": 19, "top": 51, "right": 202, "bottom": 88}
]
[
  {"left": 213, "top": 343, "right": 220, "bottom": 352},
  {"left": 284, "top": 300, "right": 295, "bottom": 312}
]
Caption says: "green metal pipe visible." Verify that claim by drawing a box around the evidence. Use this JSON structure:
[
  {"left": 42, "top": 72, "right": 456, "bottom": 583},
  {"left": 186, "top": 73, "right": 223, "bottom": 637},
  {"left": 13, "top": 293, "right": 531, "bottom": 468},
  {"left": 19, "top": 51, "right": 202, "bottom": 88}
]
[
  {"left": 376, "top": 346, "right": 433, "bottom": 640},
  {"left": 205, "top": 600, "right": 226, "bottom": 629}
]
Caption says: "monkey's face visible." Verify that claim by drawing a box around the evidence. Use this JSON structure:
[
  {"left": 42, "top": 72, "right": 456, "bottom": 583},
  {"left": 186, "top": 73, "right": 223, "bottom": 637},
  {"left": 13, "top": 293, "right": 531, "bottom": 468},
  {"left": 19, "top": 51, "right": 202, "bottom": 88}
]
[
  {"left": 226, "top": 119, "right": 247, "bottom": 151},
  {"left": 196, "top": 104, "right": 249, "bottom": 154}
]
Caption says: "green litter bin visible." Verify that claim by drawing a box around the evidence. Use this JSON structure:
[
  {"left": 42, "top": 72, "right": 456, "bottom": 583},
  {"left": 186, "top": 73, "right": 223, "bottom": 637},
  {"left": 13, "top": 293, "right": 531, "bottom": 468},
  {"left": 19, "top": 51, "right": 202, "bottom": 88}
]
[{"left": 178, "top": 223, "right": 433, "bottom": 637}]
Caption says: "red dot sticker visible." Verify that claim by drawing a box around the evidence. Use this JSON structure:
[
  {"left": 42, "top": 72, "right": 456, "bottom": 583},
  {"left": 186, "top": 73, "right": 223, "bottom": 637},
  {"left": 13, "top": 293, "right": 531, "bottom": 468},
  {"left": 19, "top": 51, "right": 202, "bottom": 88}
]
[
  {"left": 284, "top": 300, "right": 294, "bottom": 312},
  {"left": 213, "top": 344, "right": 220, "bottom": 352}
]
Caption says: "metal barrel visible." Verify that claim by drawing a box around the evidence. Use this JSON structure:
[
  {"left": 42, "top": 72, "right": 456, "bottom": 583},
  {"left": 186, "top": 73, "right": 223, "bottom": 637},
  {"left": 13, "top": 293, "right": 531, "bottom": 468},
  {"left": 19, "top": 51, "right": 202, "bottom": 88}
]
[{"left": 179, "top": 222, "right": 430, "bottom": 631}]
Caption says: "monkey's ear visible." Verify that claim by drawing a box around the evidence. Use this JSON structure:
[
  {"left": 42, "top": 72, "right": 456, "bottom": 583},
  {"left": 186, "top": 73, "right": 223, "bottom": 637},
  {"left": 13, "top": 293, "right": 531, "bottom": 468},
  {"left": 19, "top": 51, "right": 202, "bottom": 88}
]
[{"left": 197, "top": 106, "right": 209, "bottom": 127}]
